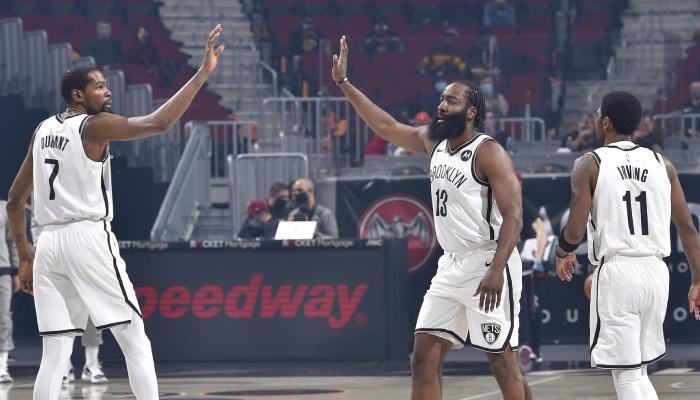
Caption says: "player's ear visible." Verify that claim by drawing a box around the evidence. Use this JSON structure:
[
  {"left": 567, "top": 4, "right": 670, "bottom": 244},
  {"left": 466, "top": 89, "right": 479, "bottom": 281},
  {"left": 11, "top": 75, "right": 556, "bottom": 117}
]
[{"left": 72, "top": 89, "right": 84, "bottom": 103}]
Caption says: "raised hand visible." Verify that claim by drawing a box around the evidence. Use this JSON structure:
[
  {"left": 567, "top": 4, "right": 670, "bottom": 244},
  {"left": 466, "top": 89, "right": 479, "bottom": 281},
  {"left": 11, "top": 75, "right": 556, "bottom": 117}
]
[
  {"left": 332, "top": 35, "right": 349, "bottom": 83},
  {"left": 201, "top": 24, "right": 225, "bottom": 74}
]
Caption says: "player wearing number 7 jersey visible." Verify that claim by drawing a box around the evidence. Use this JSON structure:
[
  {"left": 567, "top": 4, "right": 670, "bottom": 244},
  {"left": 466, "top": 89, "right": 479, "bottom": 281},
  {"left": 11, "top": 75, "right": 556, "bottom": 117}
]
[
  {"left": 556, "top": 91, "right": 700, "bottom": 400},
  {"left": 333, "top": 36, "right": 530, "bottom": 399},
  {"left": 6, "top": 25, "right": 225, "bottom": 400}
]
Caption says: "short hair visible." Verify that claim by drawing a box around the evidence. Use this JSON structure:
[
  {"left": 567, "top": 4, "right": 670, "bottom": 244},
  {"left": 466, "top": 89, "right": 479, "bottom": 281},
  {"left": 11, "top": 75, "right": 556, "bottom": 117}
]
[
  {"left": 454, "top": 80, "right": 486, "bottom": 132},
  {"left": 600, "top": 91, "right": 642, "bottom": 135},
  {"left": 60, "top": 66, "right": 98, "bottom": 105},
  {"left": 269, "top": 182, "right": 289, "bottom": 197}
]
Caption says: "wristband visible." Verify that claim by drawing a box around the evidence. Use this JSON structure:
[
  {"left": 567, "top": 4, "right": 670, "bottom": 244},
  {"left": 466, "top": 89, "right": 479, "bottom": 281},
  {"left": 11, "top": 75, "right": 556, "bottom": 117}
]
[
  {"left": 335, "top": 77, "right": 348, "bottom": 85},
  {"left": 558, "top": 228, "right": 580, "bottom": 253}
]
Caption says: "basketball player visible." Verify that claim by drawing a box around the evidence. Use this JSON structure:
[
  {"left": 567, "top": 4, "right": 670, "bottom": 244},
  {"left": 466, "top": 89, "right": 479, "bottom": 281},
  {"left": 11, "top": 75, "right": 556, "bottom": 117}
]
[
  {"left": 5, "top": 25, "right": 225, "bottom": 399},
  {"left": 333, "top": 36, "right": 531, "bottom": 399},
  {"left": 555, "top": 91, "right": 700, "bottom": 400}
]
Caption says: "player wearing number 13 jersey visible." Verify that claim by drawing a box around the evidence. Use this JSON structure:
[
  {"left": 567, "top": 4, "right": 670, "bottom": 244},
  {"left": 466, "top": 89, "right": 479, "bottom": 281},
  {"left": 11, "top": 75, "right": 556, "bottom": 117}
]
[
  {"left": 556, "top": 91, "right": 700, "bottom": 400},
  {"left": 6, "top": 24, "right": 226, "bottom": 400},
  {"left": 332, "top": 33, "right": 531, "bottom": 399}
]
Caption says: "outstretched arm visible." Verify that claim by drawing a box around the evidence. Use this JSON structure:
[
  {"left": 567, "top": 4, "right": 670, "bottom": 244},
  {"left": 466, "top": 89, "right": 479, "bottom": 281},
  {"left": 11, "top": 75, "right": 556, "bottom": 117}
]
[
  {"left": 556, "top": 154, "right": 597, "bottom": 281},
  {"left": 332, "top": 36, "right": 433, "bottom": 154},
  {"left": 84, "top": 24, "right": 226, "bottom": 143},
  {"left": 664, "top": 156, "right": 700, "bottom": 320}
]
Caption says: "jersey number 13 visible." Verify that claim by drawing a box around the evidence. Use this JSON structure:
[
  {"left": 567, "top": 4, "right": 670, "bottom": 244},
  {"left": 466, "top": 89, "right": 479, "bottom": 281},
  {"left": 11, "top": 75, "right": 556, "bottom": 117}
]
[{"left": 435, "top": 189, "right": 448, "bottom": 217}]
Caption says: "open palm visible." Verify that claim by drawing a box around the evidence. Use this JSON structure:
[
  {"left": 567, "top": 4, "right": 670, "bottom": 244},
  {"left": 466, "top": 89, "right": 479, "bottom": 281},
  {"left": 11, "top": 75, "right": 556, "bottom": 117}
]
[
  {"left": 332, "top": 35, "right": 348, "bottom": 83},
  {"left": 201, "top": 24, "right": 225, "bottom": 73}
]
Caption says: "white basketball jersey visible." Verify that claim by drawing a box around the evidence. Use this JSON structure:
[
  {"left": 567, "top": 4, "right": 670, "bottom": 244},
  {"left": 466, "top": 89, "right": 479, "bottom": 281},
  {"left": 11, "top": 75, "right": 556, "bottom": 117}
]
[
  {"left": 33, "top": 114, "right": 113, "bottom": 226},
  {"left": 587, "top": 141, "right": 671, "bottom": 264},
  {"left": 430, "top": 135, "right": 502, "bottom": 252}
]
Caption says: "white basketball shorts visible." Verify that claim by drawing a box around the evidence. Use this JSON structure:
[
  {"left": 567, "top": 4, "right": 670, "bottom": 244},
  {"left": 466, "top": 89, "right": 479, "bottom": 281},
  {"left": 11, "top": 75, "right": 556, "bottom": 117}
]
[
  {"left": 590, "top": 254, "right": 669, "bottom": 369},
  {"left": 415, "top": 241, "right": 522, "bottom": 352},
  {"left": 33, "top": 220, "right": 142, "bottom": 336}
]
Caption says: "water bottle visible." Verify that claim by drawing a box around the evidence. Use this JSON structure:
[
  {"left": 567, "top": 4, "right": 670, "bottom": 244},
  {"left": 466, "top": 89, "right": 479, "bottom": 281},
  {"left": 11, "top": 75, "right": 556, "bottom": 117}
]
[
  {"left": 565, "top": 136, "right": 574, "bottom": 150},
  {"left": 505, "top": 136, "right": 515, "bottom": 155}
]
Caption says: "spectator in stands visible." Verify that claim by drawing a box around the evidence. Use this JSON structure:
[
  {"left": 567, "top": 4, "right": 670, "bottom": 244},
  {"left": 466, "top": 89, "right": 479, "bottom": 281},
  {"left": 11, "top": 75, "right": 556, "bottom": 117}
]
[
  {"left": 288, "top": 16, "right": 325, "bottom": 67},
  {"left": 560, "top": 112, "right": 596, "bottom": 152},
  {"left": 484, "top": 111, "right": 509, "bottom": 148},
  {"left": 288, "top": 178, "right": 339, "bottom": 239},
  {"left": 633, "top": 113, "right": 664, "bottom": 151},
  {"left": 681, "top": 81, "right": 700, "bottom": 137},
  {"left": 363, "top": 21, "right": 402, "bottom": 62},
  {"left": 418, "top": 28, "right": 466, "bottom": 78},
  {"left": 422, "top": 79, "right": 447, "bottom": 114},
  {"left": 267, "top": 182, "right": 291, "bottom": 220},
  {"left": 483, "top": 0, "right": 516, "bottom": 28},
  {"left": 125, "top": 25, "right": 159, "bottom": 78},
  {"left": 480, "top": 75, "right": 509, "bottom": 116},
  {"left": 82, "top": 18, "right": 124, "bottom": 69},
  {"left": 241, "top": 200, "right": 279, "bottom": 240}
]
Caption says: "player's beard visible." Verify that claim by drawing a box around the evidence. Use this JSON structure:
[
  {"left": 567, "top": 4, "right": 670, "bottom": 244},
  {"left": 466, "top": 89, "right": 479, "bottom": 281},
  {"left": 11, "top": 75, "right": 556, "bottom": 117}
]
[
  {"left": 428, "top": 107, "right": 468, "bottom": 142},
  {"left": 595, "top": 116, "right": 605, "bottom": 144}
]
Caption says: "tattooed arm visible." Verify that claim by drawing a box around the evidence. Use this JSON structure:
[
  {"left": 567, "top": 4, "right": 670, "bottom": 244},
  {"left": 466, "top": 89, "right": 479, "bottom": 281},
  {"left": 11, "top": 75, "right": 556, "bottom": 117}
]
[{"left": 556, "top": 153, "right": 597, "bottom": 281}]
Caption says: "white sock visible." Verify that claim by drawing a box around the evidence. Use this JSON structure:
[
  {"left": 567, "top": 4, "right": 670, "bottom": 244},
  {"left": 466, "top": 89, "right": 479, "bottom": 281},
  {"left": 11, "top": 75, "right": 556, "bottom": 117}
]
[
  {"left": 612, "top": 368, "right": 644, "bottom": 400},
  {"left": 34, "top": 335, "right": 75, "bottom": 400},
  {"left": 85, "top": 345, "right": 99, "bottom": 367},
  {"left": 640, "top": 365, "right": 658, "bottom": 400},
  {"left": 111, "top": 311, "right": 158, "bottom": 399},
  {"left": 0, "top": 351, "right": 7, "bottom": 370}
]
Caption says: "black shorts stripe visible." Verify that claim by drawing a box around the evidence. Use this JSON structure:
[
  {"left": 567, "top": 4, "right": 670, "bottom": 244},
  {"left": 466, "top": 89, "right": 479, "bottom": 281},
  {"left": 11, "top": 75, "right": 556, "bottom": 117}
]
[
  {"left": 415, "top": 328, "right": 466, "bottom": 345},
  {"left": 642, "top": 353, "right": 665, "bottom": 365},
  {"left": 590, "top": 262, "right": 605, "bottom": 353},
  {"left": 596, "top": 362, "right": 643, "bottom": 369},
  {"left": 103, "top": 221, "right": 142, "bottom": 319},
  {"left": 470, "top": 263, "right": 515, "bottom": 354},
  {"left": 39, "top": 328, "right": 85, "bottom": 336},
  {"left": 95, "top": 320, "right": 131, "bottom": 330}
]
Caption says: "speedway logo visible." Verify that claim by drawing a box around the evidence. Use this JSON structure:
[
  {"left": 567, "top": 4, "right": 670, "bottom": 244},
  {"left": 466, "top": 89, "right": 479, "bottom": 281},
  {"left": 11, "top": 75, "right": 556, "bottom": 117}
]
[
  {"left": 135, "top": 274, "right": 368, "bottom": 329},
  {"left": 357, "top": 194, "right": 438, "bottom": 274}
]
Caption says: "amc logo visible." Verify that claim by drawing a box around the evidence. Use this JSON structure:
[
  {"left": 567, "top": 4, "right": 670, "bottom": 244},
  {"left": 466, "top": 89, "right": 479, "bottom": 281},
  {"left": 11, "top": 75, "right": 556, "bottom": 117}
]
[{"left": 135, "top": 274, "right": 368, "bottom": 329}]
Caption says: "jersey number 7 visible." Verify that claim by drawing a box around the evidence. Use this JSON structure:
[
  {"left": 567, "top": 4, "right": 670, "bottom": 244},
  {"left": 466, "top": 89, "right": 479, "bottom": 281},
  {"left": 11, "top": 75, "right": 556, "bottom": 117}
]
[{"left": 45, "top": 159, "right": 59, "bottom": 200}]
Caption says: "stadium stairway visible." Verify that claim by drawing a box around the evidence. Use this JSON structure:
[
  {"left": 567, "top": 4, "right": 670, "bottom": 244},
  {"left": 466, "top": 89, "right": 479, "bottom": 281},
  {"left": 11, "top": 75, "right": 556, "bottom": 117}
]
[{"left": 159, "top": 0, "right": 273, "bottom": 121}]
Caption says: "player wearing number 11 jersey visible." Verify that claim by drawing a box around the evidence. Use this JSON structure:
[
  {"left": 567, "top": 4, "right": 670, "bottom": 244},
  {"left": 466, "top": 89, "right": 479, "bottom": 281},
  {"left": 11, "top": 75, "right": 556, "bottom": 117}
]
[{"left": 556, "top": 91, "right": 700, "bottom": 400}]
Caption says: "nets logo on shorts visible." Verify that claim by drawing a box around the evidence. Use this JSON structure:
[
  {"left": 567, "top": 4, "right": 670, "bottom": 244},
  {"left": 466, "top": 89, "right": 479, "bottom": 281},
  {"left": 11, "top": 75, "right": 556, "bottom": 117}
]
[
  {"left": 357, "top": 194, "right": 438, "bottom": 275},
  {"left": 481, "top": 323, "right": 501, "bottom": 344}
]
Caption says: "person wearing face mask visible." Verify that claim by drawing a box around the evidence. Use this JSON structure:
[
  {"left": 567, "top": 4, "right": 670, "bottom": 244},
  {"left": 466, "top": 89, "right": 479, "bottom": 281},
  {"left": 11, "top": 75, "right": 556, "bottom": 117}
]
[
  {"left": 288, "top": 178, "right": 339, "bottom": 239},
  {"left": 681, "top": 81, "right": 700, "bottom": 137},
  {"left": 81, "top": 19, "right": 124, "bottom": 69},
  {"left": 240, "top": 200, "right": 279, "bottom": 240},
  {"left": 267, "top": 182, "right": 291, "bottom": 220},
  {"left": 125, "top": 25, "right": 160, "bottom": 78},
  {"left": 479, "top": 75, "right": 508, "bottom": 117},
  {"left": 483, "top": 0, "right": 516, "bottom": 28}
]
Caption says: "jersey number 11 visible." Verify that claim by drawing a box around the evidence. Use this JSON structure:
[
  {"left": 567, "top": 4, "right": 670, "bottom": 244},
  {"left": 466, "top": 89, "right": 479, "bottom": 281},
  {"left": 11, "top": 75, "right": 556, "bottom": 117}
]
[{"left": 622, "top": 190, "right": 648, "bottom": 235}]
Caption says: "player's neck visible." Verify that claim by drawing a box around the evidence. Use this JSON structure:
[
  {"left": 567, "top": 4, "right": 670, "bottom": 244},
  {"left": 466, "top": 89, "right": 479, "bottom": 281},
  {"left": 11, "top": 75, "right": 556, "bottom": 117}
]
[
  {"left": 604, "top": 134, "right": 633, "bottom": 146},
  {"left": 65, "top": 105, "right": 88, "bottom": 116},
  {"left": 447, "top": 129, "right": 479, "bottom": 150}
]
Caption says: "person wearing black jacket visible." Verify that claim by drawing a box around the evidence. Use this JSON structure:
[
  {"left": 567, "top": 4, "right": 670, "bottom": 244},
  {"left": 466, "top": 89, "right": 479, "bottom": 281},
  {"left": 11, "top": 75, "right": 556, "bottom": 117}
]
[{"left": 238, "top": 200, "right": 280, "bottom": 240}]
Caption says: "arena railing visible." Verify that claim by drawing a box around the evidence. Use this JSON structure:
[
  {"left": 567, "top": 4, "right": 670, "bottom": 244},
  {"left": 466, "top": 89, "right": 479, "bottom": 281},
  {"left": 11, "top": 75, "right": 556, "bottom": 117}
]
[
  {"left": 0, "top": 17, "right": 22, "bottom": 96},
  {"left": 23, "top": 30, "right": 48, "bottom": 110},
  {"left": 227, "top": 152, "right": 309, "bottom": 238},
  {"left": 150, "top": 121, "right": 211, "bottom": 241},
  {"left": 654, "top": 111, "right": 700, "bottom": 138}
]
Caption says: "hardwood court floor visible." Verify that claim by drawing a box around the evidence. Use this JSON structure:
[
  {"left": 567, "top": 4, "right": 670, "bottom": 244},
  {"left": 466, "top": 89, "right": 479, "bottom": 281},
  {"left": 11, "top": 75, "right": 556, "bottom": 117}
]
[
  {"left": 5, "top": 343, "right": 700, "bottom": 399},
  {"left": 5, "top": 364, "right": 700, "bottom": 399}
]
